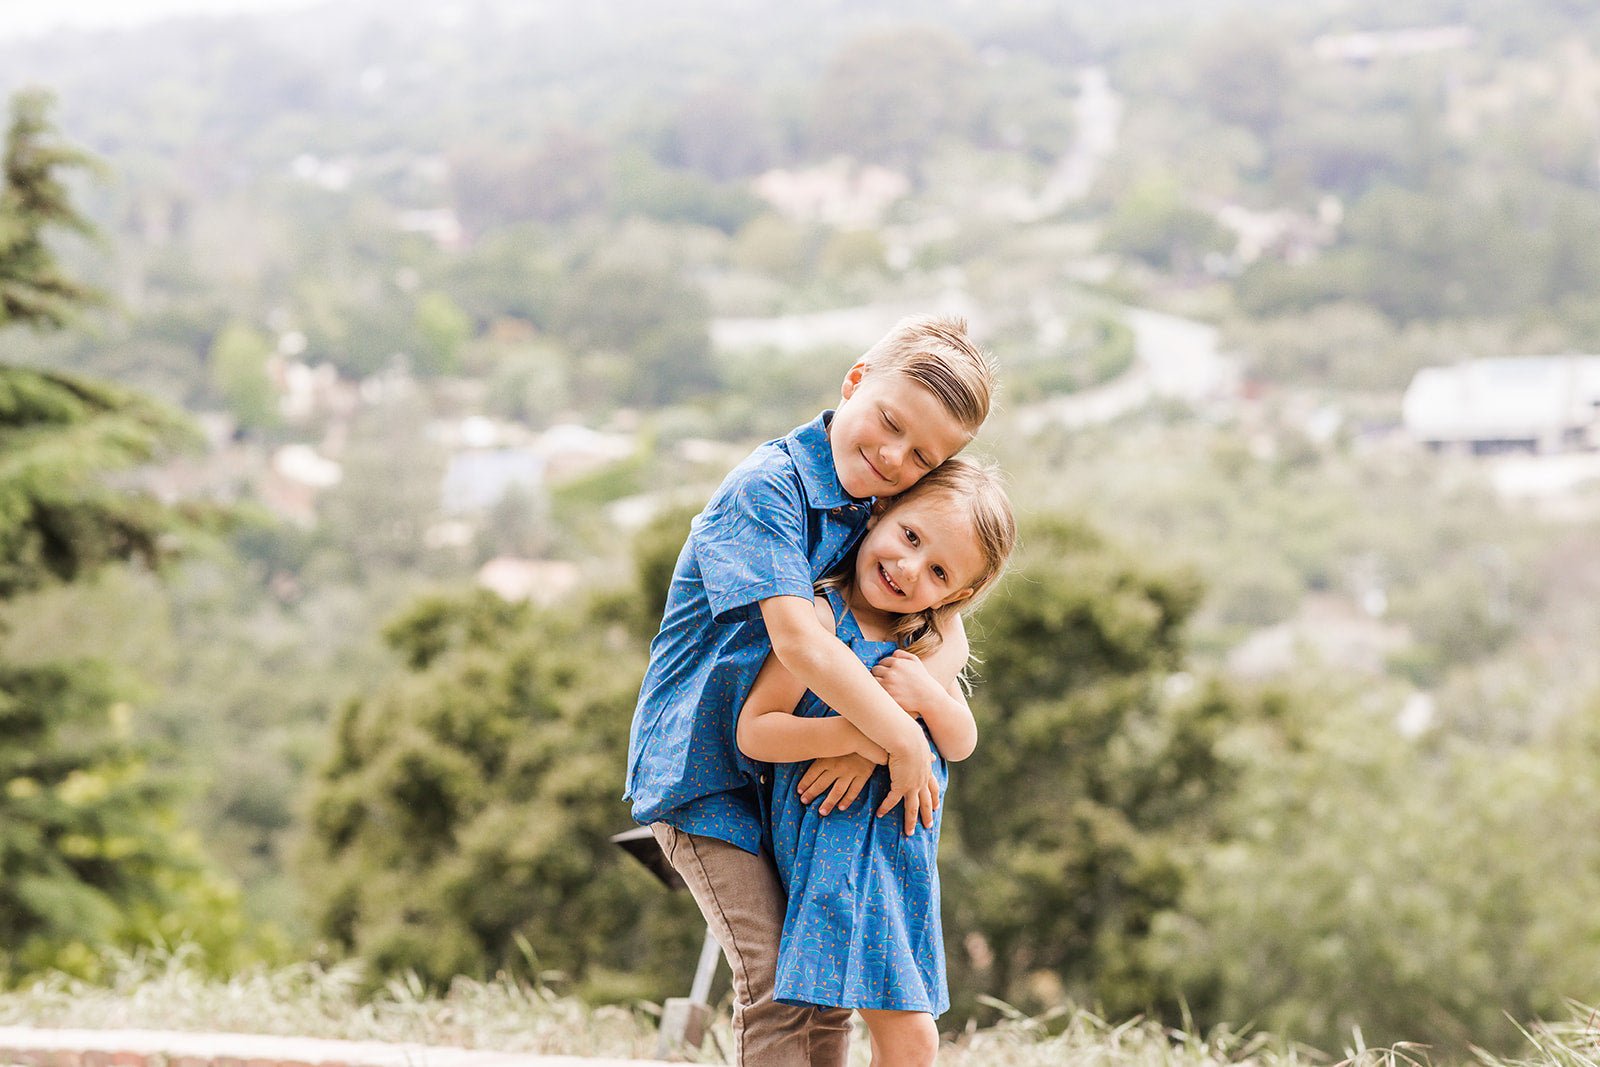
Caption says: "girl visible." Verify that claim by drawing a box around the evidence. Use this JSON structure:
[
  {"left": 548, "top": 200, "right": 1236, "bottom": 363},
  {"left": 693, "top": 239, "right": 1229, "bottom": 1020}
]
[{"left": 737, "top": 456, "right": 1016, "bottom": 1067}]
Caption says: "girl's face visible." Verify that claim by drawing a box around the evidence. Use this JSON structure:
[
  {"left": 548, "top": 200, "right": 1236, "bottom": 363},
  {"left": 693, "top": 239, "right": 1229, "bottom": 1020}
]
[{"left": 851, "top": 492, "right": 986, "bottom": 620}]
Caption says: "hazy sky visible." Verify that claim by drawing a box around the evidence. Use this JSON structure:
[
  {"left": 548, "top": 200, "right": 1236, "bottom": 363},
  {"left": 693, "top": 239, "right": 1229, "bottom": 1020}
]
[{"left": 0, "top": 0, "right": 323, "bottom": 40}]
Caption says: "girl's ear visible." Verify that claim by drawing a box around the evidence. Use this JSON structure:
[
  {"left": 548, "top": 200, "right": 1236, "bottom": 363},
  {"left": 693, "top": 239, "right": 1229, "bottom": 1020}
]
[{"left": 866, "top": 498, "right": 890, "bottom": 527}]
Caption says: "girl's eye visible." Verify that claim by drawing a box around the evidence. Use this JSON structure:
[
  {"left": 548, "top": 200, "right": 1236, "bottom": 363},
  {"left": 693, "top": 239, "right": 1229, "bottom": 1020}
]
[
  {"left": 932, "top": 565, "right": 947, "bottom": 582},
  {"left": 903, "top": 527, "right": 918, "bottom": 545}
]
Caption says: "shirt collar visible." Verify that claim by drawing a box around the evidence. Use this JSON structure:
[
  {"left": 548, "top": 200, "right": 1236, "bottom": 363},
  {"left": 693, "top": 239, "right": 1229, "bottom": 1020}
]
[{"left": 786, "top": 410, "right": 868, "bottom": 512}]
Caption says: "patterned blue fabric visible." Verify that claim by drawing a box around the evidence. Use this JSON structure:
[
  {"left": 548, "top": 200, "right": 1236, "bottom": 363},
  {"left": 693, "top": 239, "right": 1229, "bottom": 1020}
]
[
  {"left": 625, "top": 412, "right": 872, "bottom": 854},
  {"left": 769, "top": 586, "right": 950, "bottom": 1015}
]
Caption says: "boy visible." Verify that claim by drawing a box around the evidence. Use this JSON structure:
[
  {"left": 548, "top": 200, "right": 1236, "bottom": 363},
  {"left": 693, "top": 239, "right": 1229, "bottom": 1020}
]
[{"left": 624, "top": 315, "right": 995, "bottom": 1066}]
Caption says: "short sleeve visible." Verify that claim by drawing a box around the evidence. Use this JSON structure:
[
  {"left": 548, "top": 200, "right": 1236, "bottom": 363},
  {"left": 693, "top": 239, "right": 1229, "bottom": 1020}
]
[{"left": 695, "top": 464, "right": 816, "bottom": 624}]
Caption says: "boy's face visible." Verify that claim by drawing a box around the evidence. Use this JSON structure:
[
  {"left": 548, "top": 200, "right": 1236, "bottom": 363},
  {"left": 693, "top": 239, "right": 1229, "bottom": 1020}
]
[{"left": 830, "top": 363, "right": 971, "bottom": 499}]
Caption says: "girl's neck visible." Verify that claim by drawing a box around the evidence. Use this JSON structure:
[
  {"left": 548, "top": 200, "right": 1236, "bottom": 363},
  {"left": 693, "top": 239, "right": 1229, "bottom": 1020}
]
[{"left": 840, "top": 579, "right": 897, "bottom": 642}]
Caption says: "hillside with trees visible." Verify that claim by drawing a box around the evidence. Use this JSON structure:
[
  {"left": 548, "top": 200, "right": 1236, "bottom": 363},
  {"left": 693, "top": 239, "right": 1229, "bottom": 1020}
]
[{"left": 3, "top": 0, "right": 1600, "bottom": 1056}]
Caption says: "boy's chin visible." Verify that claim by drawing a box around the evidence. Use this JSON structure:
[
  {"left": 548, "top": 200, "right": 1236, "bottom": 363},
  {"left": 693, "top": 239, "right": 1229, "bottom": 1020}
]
[
  {"left": 838, "top": 473, "right": 878, "bottom": 499},
  {"left": 841, "top": 483, "right": 872, "bottom": 500}
]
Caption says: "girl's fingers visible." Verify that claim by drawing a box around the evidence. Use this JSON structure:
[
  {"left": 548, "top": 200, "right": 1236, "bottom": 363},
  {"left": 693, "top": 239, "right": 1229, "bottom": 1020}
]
[
  {"left": 876, "top": 790, "right": 903, "bottom": 819},
  {"left": 819, "top": 778, "right": 850, "bottom": 815}
]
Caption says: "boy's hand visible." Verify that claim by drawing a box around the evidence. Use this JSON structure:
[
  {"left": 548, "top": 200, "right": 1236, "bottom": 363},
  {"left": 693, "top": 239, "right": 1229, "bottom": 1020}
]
[
  {"left": 872, "top": 649, "right": 945, "bottom": 719},
  {"left": 799, "top": 754, "right": 876, "bottom": 815},
  {"left": 878, "top": 747, "right": 938, "bottom": 835}
]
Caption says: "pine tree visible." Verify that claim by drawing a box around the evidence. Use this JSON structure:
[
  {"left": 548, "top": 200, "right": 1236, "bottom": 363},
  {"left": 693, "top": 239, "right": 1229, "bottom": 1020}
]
[
  {"left": 0, "top": 89, "right": 245, "bottom": 983},
  {"left": 0, "top": 89, "right": 102, "bottom": 331}
]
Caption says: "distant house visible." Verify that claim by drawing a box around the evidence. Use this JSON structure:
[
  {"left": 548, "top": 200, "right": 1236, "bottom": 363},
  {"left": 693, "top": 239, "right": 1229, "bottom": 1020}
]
[
  {"left": 1402, "top": 356, "right": 1600, "bottom": 454},
  {"left": 477, "top": 557, "right": 582, "bottom": 605},
  {"left": 262, "top": 444, "right": 344, "bottom": 527},
  {"left": 753, "top": 159, "right": 909, "bottom": 229},
  {"left": 440, "top": 448, "right": 545, "bottom": 515}
]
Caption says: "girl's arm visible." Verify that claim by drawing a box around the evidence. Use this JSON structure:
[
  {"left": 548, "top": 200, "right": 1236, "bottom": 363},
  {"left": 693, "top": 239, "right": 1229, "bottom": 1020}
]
[
  {"left": 871, "top": 616, "right": 978, "bottom": 761},
  {"left": 760, "top": 594, "right": 937, "bottom": 833},
  {"left": 738, "top": 597, "right": 890, "bottom": 766}
]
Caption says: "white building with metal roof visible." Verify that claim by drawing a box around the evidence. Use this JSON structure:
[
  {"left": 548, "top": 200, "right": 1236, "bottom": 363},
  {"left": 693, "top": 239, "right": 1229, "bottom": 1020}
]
[{"left": 1402, "top": 356, "right": 1600, "bottom": 454}]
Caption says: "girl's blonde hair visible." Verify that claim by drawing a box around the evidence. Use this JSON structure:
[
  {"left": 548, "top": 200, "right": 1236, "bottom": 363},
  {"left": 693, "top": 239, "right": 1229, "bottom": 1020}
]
[{"left": 823, "top": 454, "right": 1017, "bottom": 657}]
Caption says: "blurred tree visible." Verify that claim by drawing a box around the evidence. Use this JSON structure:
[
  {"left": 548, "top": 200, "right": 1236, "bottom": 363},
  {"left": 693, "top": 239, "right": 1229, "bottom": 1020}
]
[
  {"left": 293, "top": 275, "right": 417, "bottom": 379},
  {"left": 1226, "top": 302, "right": 1413, "bottom": 390},
  {"left": 208, "top": 322, "right": 276, "bottom": 430},
  {"left": 1010, "top": 313, "right": 1136, "bottom": 402},
  {"left": 302, "top": 582, "right": 702, "bottom": 996},
  {"left": 810, "top": 27, "right": 980, "bottom": 175},
  {"left": 0, "top": 90, "right": 103, "bottom": 329},
  {"left": 314, "top": 393, "right": 447, "bottom": 579},
  {"left": 438, "top": 226, "right": 564, "bottom": 331},
  {"left": 413, "top": 291, "right": 472, "bottom": 376},
  {"left": 663, "top": 85, "right": 778, "bottom": 181},
  {"left": 730, "top": 213, "right": 814, "bottom": 281},
  {"left": 1190, "top": 18, "right": 1294, "bottom": 138},
  {"left": 555, "top": 259, "right": 718, "bottom": 406},
  {"left": 478, "top": 338, "right": 574, "bottom": 427},
  {"left": 0, "top": 658, "right": 254, "bottom": 982},
  {"left": 609, "top": 149, "right": 763, "bottom": 234},
  {"left": 946, "top": 517, "right": 1276, "bottom": 1019},
  {"left": 1099, "top": 176, "right": 1230, "bottom": 273},
  {"left": 450, "top": 128, "right": 610, "bottom": 232},
  {"left": 818, "top": 229, "right": 887, "bottom": 279},
  {"left": 0, "top": 89, "right": 251, "bottom": 982},
  {"left": 1158, "top": 690, "right": 1600, "bottom": 1055}
]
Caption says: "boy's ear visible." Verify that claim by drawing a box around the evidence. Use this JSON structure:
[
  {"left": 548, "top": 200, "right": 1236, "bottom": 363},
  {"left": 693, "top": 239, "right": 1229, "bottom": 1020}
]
[{"left": 840, "top": 360, "right": 869, "bottom": 400}]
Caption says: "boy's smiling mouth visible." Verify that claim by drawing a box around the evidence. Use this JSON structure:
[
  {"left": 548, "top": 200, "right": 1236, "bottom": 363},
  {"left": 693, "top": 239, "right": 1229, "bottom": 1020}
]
[{"left": 861, "top": 450, "right": 887, "bottom": 483}]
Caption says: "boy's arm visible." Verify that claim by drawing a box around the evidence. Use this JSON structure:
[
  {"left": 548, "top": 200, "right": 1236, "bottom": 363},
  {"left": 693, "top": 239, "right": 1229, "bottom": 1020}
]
[
  {"left": 737, "top": 600, "right": 889, "bottom": 765},
  {"left": 871, "top": 616, "right": 978, "bottom": 761},
  {"left": 760, "top": 595, "right": 938, "bottom": 834}
]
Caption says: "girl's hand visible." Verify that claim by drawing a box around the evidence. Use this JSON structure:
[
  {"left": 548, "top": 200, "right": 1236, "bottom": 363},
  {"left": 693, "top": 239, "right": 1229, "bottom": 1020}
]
[
  {"left": 798, "top": 754, "right": 876, "bottom": 815},
  {"left": 872, "top": 649, "right": 944, "bottom": 718}
]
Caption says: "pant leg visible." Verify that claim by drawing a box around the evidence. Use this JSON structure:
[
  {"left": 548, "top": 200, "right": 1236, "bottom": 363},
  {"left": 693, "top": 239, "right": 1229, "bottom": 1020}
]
[{"left": 651, "top": 823, "right": 852, "bottom": 1067}]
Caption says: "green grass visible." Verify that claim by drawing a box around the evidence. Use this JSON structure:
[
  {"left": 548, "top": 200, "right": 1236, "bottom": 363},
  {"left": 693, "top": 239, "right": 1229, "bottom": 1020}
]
[
  {"left": 0, "top": 945, "right": 661, "bottom": 1060},
  {"left": 2, "top": 947, "right": 1595, "bottom": 1067}
]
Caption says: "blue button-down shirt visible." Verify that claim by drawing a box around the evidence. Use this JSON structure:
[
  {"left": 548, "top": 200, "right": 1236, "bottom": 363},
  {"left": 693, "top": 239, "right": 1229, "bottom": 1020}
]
[{"left": 625, "top": 411, "right": 872, "bottom": 854}]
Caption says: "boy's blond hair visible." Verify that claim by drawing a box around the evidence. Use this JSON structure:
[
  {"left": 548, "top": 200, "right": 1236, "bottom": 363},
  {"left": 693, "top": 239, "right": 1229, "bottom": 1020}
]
[{"left": 860, "top": 315, "right": 997, "bottom": 433}]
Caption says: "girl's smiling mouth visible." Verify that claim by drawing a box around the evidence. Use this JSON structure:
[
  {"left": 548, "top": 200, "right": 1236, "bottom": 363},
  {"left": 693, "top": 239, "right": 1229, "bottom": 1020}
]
[{"left": 878, "top": 563, "right": 904, "bottom": 595}]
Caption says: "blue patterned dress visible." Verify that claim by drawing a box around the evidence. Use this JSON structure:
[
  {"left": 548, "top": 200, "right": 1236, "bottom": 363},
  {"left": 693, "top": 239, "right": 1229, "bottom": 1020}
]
[{"left": 767, "top": 586, "right": 950, "bottom": 1015}]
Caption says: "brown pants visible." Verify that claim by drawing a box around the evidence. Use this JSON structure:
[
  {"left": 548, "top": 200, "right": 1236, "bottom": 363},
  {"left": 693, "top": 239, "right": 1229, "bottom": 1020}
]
[{"left": 651, "top": 822, "right": 852, "bottom": 1066}]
